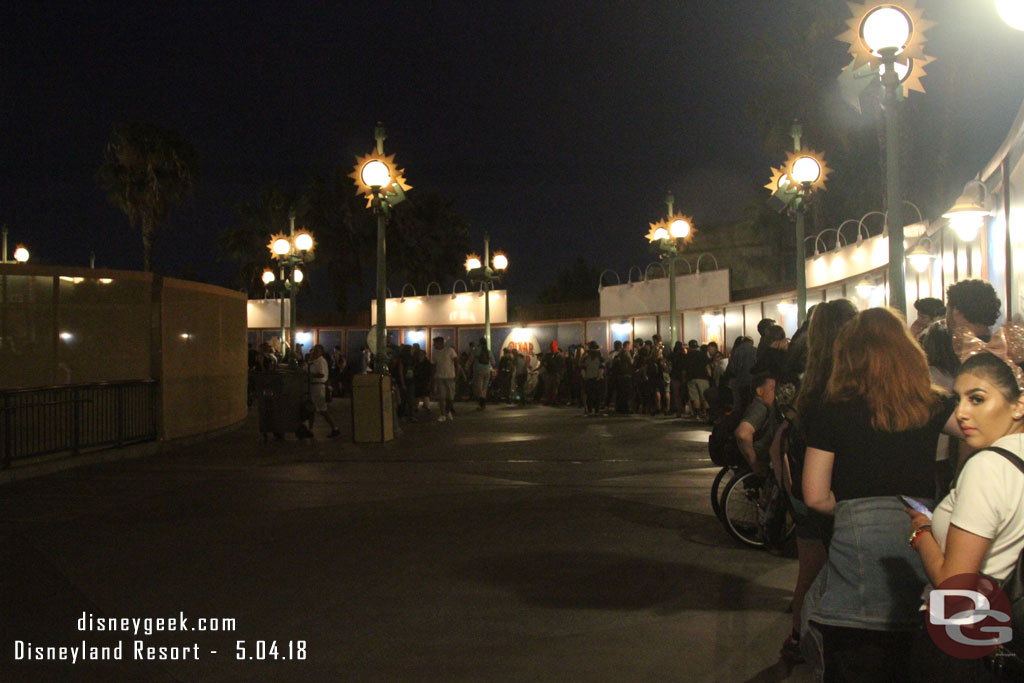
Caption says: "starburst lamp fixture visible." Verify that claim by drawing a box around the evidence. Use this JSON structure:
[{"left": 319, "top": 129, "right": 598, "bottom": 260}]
[
  {"left": 838, "top": 2, "right": 933, "bottom": 67},
  {"left": 293, "top": 230, "right": 314, "bottom": 253},
  {"left": 465, "top": 254, "right": 482, "bottom": 272},
  {"left": 492, "top": 252, "right": 509, "bottom": 271},
  {"left": 349, "top": 150, "right": 412, "bottom": 207},
  {"left": 646, "top": 214, "right": 695, "bottom": 244},
  {"left": 784, "top": 150, "right": 831, "bottom": 191},
  {"left": 269, "top": 235, "right": 292, "bottom": 257},
  {"left": 262, "top": 269, "right": 275, "bottom": 285},
  {"left": 13, "top": 245, "right": 30, "bottom": 263},
  {"left": 837, "top": 1, "right": 935, "bottom": 95}
]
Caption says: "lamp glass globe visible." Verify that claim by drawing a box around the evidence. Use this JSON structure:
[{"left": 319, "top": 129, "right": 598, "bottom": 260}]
[
  {"left": 293, "top": 268, "right": 304, "bottom": 284},
  {"left": 791, "top": 156, "right": 822, "bottom": 184},
  {"left": 272, "top": 237, "right": 292, "bottom": 256},
  {"left": 652, "top": 227, "right": 669, "bottom": 241},
  {"left": 492, "top": 253, "right": 508, "bottom": 270},
  {"left": 294, "top": 232, "right": 313, "bottom": 251},
  {"left": 360, "top": 160, "right": 392, "bottom": 188},
  {"left": 669, "top": 219, "right": 691, "bottom": 239},
  {"left": 465, "top": 257, "right": 482, "bottom": 272},
  {"left": 997, "top": 0, "right": 1024, "bottom": 31},
  {"left": 13, "top": 246, "right": 29, "bottom": 263},
  {"left": 861, "top": 6, "right": 911, "bottom": 54},
  {"left": 262, "top": 269, "right": 276, "bottom": 284}
]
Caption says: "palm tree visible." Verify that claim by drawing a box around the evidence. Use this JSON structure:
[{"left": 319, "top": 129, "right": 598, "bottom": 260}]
[{"left": 97, "top": 122, "right": 199, "bottom": 272}]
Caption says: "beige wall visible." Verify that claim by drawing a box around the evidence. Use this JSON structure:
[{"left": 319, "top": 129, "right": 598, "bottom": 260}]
[
  {"left": 160, "top": 278, "right": 247, "bottom": 439},
  {"left": 0, "top": 265, "right": 246, "bottom": 441}
]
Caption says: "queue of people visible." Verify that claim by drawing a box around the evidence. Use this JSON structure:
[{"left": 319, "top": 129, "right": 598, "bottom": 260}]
[{"left": 726, "top": 279, "right": 1024, "bottom": 681}]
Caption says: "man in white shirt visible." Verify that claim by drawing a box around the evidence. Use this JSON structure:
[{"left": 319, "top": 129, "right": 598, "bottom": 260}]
[
  {"left": 432, "top": 336, "right": 461, "bottom": 422},
  {"left": 308, "top": 344, "right": 340, "bottom": 438}
]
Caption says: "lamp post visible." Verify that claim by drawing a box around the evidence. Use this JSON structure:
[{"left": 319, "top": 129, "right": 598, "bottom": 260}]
[
  {"left": 266, "top": 213, "right": 315, "bottom": 364},
  {"left": 838, "top": 1, "right": 934, "bottom": 315},
  {"left": 465, "top": 234, "right": 508, "bottom": 355},
  {"left": 645, "top": 192, "right": 695, "bottom": 347},
  {"left": 765, "top": 125, "right": 831, "bottom": 326},
  {"left": 1, "top": 226, "right": 30, "bottom": 264},
  {"left": 350, "top": 123, "right": 411, "bottom": 374}
]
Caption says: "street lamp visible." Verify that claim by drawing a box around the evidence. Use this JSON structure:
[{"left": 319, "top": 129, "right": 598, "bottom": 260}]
[
  {"left": 1, "top": 226, "right": 30, "bottom": 264},
  {"left": 942, "top": 179, "right": 991, "bottom": 243},
  {"left": 645, "top": 191, "right": 695, "bottom": 347},
  {"left": 350, "top": 123, "right": 411, "bottom": 374},
  {"left": 267, "top": 211, "right": 315, "bottom": 364},
  {"left": 838, "top": 1, "right": 934, "bottom": 316},
  {"left": 465, "top": 233, "right": 508, "bottom": 357},
  {"left": 998, "top": 0, "right": 1024, "bottom": 31},
  {"left": 765, "top": 123, "right": 831, "bottom": 326}
]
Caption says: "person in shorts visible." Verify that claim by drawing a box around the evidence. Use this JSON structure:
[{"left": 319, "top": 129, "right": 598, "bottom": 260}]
[
  {"left": 307, "top": 344, "right": 340, "bottom": 438},
  {"left": 432, "top": 337, "right": 461, "bottom": 422}
]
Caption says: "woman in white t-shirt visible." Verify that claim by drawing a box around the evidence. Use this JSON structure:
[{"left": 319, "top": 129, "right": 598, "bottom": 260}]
[{"left": 907, "top": 351, "right": 1024, "bottom": 680}]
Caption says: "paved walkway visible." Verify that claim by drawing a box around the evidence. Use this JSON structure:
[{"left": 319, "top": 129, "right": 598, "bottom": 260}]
[{"left": 2, "top": 399, "right": 812, "bottom": 682}]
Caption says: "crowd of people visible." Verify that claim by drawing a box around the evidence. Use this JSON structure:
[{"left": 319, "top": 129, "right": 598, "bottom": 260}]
[
  {"left": 718, "top": 279, "right": 1024, "bottom": 681},
  {"left": 248, "top": 278, "right": 1024, "bottom": 679}
]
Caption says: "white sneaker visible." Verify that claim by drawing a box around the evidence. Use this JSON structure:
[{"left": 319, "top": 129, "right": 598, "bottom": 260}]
[
  {"left": 437, "top": 415, "right": 447, "bottom": 422},
  {"left": 446, "top": 412, "right": 454, "bottom": 421}
]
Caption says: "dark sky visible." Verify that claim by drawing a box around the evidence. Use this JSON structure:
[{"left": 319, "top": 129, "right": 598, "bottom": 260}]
[{"left": 3, "top": 1, "right": 1024, "bottom": 307}]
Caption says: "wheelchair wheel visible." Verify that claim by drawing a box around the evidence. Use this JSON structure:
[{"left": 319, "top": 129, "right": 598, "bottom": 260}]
[
  {"left": 710, "top": 466, "right": 732, "bottom": 521},
  {"left": 721, "top": 471, "right": 767, "bottom": 548}
]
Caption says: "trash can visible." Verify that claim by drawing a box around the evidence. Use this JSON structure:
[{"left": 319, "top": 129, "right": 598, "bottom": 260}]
[
  {"left": 254, "top": 371, "right": 307, "bottom": 442},
  {"left": 351, "top": 374, "right": 394, "bottom": 442}
]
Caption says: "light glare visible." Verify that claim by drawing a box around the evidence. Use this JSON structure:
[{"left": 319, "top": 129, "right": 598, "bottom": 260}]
[
  {"left": 492, "top": 253, "right": 508, "bottom": 270},
  {"left": 293, "top": 232, "right": 313, "bottom": 251},
  {"left": 13, "top": 245, "right": 29, "bottom": 262}
]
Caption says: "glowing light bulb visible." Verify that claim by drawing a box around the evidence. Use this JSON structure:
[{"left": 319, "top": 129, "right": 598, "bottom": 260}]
[
  {"left": 669, "top": 219, "right": 691, "bottom": 239},
  {"left": 360, "top": 160, "right": 391, "bottom": 188},
  {"left": 861, "top": 6, "right": 912, "bottom": 54}
]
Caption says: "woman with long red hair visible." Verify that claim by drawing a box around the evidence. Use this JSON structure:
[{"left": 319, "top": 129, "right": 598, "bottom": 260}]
[{"left": 801, "top": 307, "right": 959, "bottom": 681}]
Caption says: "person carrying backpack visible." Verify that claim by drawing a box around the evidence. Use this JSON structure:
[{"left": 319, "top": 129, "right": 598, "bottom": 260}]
[{"left": 906, "top": 352, "right": 1024, "bottom": 680}]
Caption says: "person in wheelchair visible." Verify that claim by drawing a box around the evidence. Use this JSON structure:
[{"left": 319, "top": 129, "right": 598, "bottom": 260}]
[{"left": 735, "top": 372, "right": 778, "bottom": 478}]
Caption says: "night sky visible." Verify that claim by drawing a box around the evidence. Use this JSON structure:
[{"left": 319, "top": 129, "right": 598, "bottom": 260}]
[{"left": 3, "top": 1, "right": 1024, "bottom": 307}]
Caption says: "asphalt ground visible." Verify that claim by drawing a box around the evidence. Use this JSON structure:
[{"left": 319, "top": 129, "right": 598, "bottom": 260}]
[{"left": 1, "top": 398, "right": 813, "bottom": 682}]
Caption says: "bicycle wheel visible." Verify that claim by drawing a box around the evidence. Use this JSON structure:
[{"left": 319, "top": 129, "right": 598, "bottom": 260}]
[
  {"left": 721, "top": 471, "right": 767, "bottom": 548},
  {"left": 710, "top": 466, "right": 732, "bottom": 520}
]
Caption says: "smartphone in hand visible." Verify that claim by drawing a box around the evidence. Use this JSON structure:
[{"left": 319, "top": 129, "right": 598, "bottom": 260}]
[{"left": 901, "top": 495, "right": 933, "bottom": 520}]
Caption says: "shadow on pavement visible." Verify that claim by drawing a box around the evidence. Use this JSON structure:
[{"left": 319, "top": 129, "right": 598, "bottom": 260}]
[{"left": 461, "top": 550, "right": 791, "bottom": 613}]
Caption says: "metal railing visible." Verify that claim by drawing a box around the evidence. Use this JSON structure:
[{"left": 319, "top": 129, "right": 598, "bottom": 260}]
[{"left": 1, "top": 380, "right": 158, "bottom": 468}]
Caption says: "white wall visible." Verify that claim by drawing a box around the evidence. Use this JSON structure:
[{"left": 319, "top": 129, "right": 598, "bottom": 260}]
[
  {"left": 599, "top": 269, "right": 730, "bottom": 318},
  {"left": 370, "top": 290, "right": 507, "bottom": 327}
]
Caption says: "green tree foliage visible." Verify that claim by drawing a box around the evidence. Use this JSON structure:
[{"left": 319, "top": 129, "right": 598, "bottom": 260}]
[
  {"left": 536, "top": 258, "right": 602, "bottom": 304},
  {"left": 96, "top": 122, "right": 199, "bottom": 272}
]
